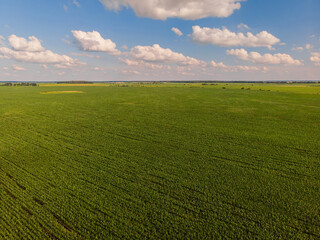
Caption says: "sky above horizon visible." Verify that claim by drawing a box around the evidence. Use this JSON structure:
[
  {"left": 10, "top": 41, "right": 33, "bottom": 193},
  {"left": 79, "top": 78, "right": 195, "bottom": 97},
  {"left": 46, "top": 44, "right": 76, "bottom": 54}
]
[{"left": 0, "top": 0, "right": 319, "bottom": 81}]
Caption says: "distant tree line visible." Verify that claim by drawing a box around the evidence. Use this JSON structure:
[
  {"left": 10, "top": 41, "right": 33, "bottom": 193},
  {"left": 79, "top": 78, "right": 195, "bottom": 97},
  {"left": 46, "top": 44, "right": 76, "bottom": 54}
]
[{"left": 2, "top": 82, "right": 38, "bottom": 86}]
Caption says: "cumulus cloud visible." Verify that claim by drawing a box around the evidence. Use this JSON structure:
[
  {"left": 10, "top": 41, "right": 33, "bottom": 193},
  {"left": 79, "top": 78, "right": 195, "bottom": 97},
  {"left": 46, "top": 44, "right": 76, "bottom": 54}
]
[
  {"left": 226, "top": 48, "right": 303, "bottom": 65},
  {"left": 310, "top": 52, "right": 320, "bottom": 66},
  {"left": 121, "top": 50, "right": 267, "bottom": 75},
  {"left": 209, "top": 60, "right": 227, "bottom": 68},
  {"left": 119, "top": 58, "right": 168, "bottom": 70},
  {"left": 99, "top": 0, "right": 243, "bottom": 20},
  {"left": 209, "top": 60, "right": 267, "bottom": 72},
  {"left": 172, "top": 27, "right": 183, "bottom": 36},
  {"left": 119, "top": 44, "right": 207, "bottom": 75},
  {"left": 0, "top": 35, "right": 85, "bottom": 68},
  {"left": 72, "top": 30, "right": 120, "bottom": 55},
  {"left": 130, "top": 44, "right": 204, "bottom": 65},
  {"left": 12, "top": 65, "right": 26, "bottom": 71},
  {"left": 192, "top": 26, "right": 280, "bottom": 49},
  {"left": 292, "top": 46, "right": 304, "bottom": 51},
  {"left": 0, "top": 47, "right": 84, "bottom": 66},
  {"left": 8, "top": 35, "right": 44, "bottom": 52},
  {"left": 119, "top": 58, "right": 139, "bottom": 66},
  {"left": 117, "top": 43, "right": 274, "bottom": 77}
]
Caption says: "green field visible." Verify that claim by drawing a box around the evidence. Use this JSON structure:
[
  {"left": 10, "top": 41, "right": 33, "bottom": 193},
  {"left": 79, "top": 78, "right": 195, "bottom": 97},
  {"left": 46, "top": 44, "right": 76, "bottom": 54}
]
[{"left": 1, "top": 83, "right": 320, "bottom": 239}]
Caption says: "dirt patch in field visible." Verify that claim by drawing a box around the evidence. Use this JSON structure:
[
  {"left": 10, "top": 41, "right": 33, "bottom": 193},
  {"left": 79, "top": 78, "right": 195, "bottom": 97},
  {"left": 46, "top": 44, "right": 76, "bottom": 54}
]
[{"left": 40, "top": 91, "right": 85, "bottom": 94}]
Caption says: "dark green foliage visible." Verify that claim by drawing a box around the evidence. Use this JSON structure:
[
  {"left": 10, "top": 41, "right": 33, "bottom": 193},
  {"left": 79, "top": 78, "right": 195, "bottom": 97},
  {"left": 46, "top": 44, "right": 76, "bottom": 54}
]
[
  {"left": 2, "top": 82, "right": 38, "bottom": 86},
  {"left": 0, "top": 84, "right": 320, "bottom": 239}
]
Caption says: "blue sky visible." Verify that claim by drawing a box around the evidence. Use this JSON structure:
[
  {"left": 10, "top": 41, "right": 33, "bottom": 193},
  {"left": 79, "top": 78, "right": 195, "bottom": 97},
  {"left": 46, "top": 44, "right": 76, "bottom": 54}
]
[{"left": 0, "top": 0, "right": 319, "bottom": 81}]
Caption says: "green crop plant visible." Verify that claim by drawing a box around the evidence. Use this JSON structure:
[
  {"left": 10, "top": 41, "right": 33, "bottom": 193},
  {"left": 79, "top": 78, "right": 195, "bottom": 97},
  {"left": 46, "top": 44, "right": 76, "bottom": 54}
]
[{"left": 1, "top": 83, "right": 320, "bottom": 239}]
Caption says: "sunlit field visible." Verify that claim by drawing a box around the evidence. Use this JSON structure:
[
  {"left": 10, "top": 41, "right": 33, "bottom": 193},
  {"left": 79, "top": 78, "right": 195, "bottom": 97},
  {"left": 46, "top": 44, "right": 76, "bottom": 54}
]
[{"left": 1, "top": 83, "right": 320, "bottom": 239}]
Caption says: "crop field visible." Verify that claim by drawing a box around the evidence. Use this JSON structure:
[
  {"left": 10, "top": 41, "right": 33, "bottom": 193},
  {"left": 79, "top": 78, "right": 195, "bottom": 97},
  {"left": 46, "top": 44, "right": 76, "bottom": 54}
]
[{"left": 0, "top": 83, "right": 320, "bottom": 239}]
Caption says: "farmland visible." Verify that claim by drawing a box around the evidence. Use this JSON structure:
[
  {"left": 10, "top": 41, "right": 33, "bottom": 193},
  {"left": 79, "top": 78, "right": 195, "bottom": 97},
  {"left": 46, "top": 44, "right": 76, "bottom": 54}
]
[{"left": 0, "top": 82, "right": 320, "bottom": 239}]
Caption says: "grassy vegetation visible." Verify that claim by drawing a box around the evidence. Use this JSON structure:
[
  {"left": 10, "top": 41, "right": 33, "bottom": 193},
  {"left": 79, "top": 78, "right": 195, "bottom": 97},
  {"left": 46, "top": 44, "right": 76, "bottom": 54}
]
[{"left": 1, "top": 83, "right": 320, "bottom": 239}]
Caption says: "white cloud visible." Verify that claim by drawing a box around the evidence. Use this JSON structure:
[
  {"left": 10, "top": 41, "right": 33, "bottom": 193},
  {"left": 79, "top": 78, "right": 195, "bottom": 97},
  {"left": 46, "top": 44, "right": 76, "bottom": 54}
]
[
  {"left": 8, "top": 35, "right": 44, "bottom": 52},
  {"left": 119, "top": 58, "right": 168, "bottom": 70},
  {"left": 119, "top": 58, "right": 140, "bottom": 66},
  {"left": 0, "top": 47, "right": 84, "bottom": 66},
  {"left": 191, "top": 26, "right": 280, "bottom": 49},
  {"left": 305, "top": 44, "right": 313, "bottom": 50},
  {"left": 92, "top": 67, "right": 104, "bottom": 71},
  {"left": 72, "top": 30, "right": 120, "bottom": 55},
  {"left": 121, "top": 48, "right": 268, "bottom": 76},
  {"left": 71, "top": 52, "right": 101, "bottom": 59},
  {"left": 181, "top": 71, "right": 196, "bottom": 76},
  {"left": 233, "top": 65, "right": 264, "bottom": 72},
  {"left": 73, "top": 0, "right": 80, "bottom": 7},
  {"left": 63, "top": 5, "right": 68, "bottom": 11},
  {"left": 54, "top": 62, "right": 80, "bottom": 69},
  {"left": 226, "top": 48, "right": 303, "bottom": 65},
  {"left": 0, "top": 35, "right": 85, "bottom": 68},
  {"left": 120, "top": 44, "right": 212, "bottom": 76},
  {"left": 3, "top": 66, "right": 9, "bottom": 70},
  {"left": 237, "top": 23, "right": 249, "bottom": 30},
  {"left": 99, "top": 0, "right": 243, "bottom": 20},
  {"left": 12, "top": 65, "right": 26, "bottom": 71},
  {"left": 292, "top": 46, "right": 304, "bottom": 51},
  {"left": 42, "top": 64, "right": 48, "bottom": 69},
  {"left": 171, "top": 27, "right": 183, "bottom": 36},
  {"left": 209, "top": 60, "right": 227, "bottom": 68},
  {"left": 122, "top": 69, "right": 141, "bottom": 75},
  {"left": 209, "top": 60, "right": 267, "bottom": 72},
  {"left": 310, "top": 52, "right": 320, "bottom": 66},
  {"left": 62, "top": 38, "right": 71, "bottom": 45},
  {"left": 0, "top": 35, "right": 5, "bottom": 46},
  {"left": 130, "top": 44, "right": 204, "bottom": 65}
]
